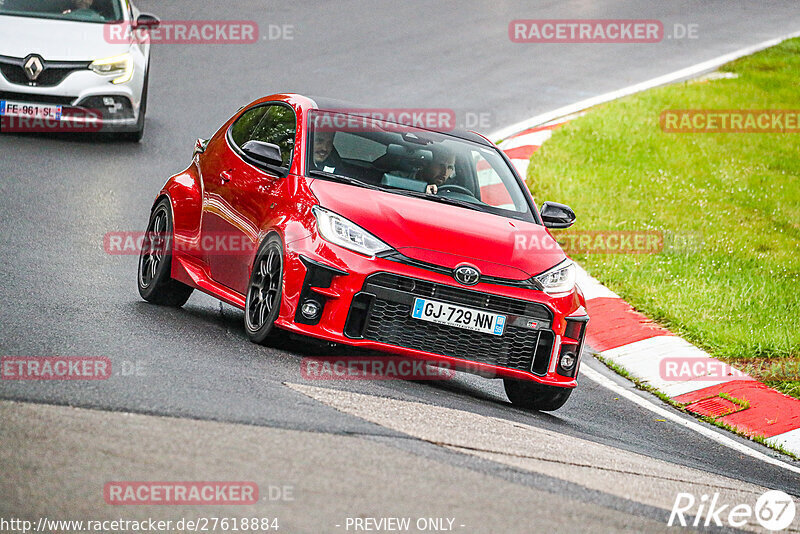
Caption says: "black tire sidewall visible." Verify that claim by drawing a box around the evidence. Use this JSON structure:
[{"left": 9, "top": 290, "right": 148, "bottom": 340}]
[
  {"left": 138, "top": 199, "right": 174, "bottom": 298},
  {"left": 503, "top": 378, "right": 572, "bottom": 411},
  {"left": 244, "top": 235, "right": 284, "bottom": 343}
]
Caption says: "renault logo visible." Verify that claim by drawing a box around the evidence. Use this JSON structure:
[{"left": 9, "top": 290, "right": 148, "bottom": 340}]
[
  {"left": 454, "top": 264, "right": 480, "bottom": 286},
  {"left": 23, "top": 55, "right": 44, "bottom": 81}
]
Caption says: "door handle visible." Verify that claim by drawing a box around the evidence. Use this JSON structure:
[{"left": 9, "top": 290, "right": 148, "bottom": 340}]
[{"left": 220, "top": 170, "right": 232, "bottom": 184}]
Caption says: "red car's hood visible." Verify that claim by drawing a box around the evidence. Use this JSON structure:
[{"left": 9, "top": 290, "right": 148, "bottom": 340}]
[{"left": 310, "top": 180, "right": 566, "bottom": 280}]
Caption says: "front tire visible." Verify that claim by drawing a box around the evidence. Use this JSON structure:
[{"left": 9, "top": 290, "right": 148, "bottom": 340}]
[
  {"left": 503, "top": 378, "right": 573, "bottom": 411},
  {"left": 137, "top": 198, "right": 193, "bottom": 306},
  {"left": 244, "top": 235, "right": 284, "bottom": 345}
]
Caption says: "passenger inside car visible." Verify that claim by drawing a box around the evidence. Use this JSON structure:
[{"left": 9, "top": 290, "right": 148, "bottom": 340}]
[
  {"left": 63, "top": 0, "right": 93, "bottom": 13},
  {"left": 311, "top": 131, "right": 342, "bottom": 171}
]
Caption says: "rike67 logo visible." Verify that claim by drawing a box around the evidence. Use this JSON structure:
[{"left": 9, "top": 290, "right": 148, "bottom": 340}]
[{"left": 669, "top": 490, "right": 796, "bottom": 530}]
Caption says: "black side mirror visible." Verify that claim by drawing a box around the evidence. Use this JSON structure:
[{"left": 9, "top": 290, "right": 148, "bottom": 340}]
[
  {"left": 135, "top": 13, "right": 160, "bottom": 30},
  {"left": 242, "top": 140, "right": 284, "bottom": 168},
  {"left": 540, "top": 201, "right": 576, "bottom": 229}
]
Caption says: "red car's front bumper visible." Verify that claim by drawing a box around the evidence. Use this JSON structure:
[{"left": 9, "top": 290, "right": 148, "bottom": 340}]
[{"left": 274, "top": 235, "right": 588, "bottom": 387}]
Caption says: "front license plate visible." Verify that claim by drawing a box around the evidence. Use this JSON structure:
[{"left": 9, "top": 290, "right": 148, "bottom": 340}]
[
  {"left": 0, "top": 100, "right": 62, "bottom": 120},
  {"left": 411, "top": 297, "right": 506, "bottom": 336}
]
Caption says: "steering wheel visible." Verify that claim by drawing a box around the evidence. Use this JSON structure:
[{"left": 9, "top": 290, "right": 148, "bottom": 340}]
[{"left": 437, "top": 184, "right": 475, "bottom": 197}]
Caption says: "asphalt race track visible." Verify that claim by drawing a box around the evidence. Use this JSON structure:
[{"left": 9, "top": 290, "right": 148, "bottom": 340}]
[{"left": 2, "top": 1, "right": 800, "bottom": 532}]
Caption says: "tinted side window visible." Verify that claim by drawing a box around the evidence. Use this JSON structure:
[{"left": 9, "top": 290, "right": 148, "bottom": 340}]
[
  {"left": 250, "top": 106, "right": 296, "bottom": 167},
  {"left": 230, "top": 106, "right": 269, "bottom": 148}
]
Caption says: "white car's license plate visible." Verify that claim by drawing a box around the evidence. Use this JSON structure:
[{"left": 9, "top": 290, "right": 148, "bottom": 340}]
[
  {"left": 0, "top": 100, "right": 62, "bottom": 120},
  {"left": 411, "top": 297, "right": 506, "bottom": 336}
]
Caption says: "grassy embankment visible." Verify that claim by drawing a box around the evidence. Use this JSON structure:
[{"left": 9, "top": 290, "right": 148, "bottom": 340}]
[{"left": 526, "top": 38, "right": 800, "bottom": 397}]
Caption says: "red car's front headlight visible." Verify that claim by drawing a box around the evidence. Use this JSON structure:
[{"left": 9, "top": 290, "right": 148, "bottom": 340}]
[
  {"left": 533, "top": 260, "right": 576, "bottom": 294},
  {"left": 312, "top": 206, "right": 392, "bottom": 257}
]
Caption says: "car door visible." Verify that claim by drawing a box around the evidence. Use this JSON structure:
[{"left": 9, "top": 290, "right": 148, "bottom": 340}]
[{"left": 201, "top": 103, "right": 296, "bottom": 294}]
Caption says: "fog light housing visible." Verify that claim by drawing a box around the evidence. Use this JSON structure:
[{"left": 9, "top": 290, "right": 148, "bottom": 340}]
[
  {"left": 558, "top": 316, "right": 588, "bottom": 377},
  {"left": 301, "top": 300, "right": 322, "bottom": 320},
  {"left": 559, "top": 351, "right": 577, "bottom": 370},
  {"left": 75, "top": 95, "right": 134, "bottom": 119}
]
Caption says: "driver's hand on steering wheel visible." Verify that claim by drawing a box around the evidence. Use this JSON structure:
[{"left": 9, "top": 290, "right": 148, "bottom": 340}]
[{"left": 425, "top": 184, "right": 438, "bottom": 195}]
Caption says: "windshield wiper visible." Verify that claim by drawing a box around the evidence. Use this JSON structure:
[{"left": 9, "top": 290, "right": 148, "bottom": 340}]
[
  {"left": 384, "top": 188, "right": 490, "bottom": 213},
  {"left": 307, "top": 169, "right": 383, "bottom": 191}
]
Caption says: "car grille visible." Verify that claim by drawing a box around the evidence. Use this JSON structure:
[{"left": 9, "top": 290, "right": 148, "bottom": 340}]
[
  {"left": 366, "top": 272, "right": 551, "bottom": 319},
  {"left": 0, "top": 91, "right": 77, "bottom": 106},
  {"left": 0, "top": 56, "right": 89, "bottom": 88},
  {"left": 346, "top": 273, "right": 555, "bottom": 375}
]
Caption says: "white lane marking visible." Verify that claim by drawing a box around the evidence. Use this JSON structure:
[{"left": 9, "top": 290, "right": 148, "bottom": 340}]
[
  {"left": 767, "top": 429, "right": 800, "bottom": 456},
  {"left": 580, "top": 365, "right": 800, "bottom": 475},
  {"left": 499, "top": 129, "right": 554, "bottom": 149},
  {"left": 601, "top": 336, "right": 752, "bottom": 398},
  {"left": 489, "top": 30, "right": 800, "bottom": 142},
  {"left": 575, "top": 264, "right": 620, "bottom": 300}
]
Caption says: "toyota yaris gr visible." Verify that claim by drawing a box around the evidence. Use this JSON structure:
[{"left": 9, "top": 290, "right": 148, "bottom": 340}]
[
  {"left": 138, "top": 93, "right": 589, "bottom": 411},
  {"left": 0, "top": 0, "right": 159, "bottom": 141}
]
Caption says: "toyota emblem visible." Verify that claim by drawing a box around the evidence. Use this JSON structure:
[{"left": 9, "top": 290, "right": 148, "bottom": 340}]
[{"left": 454, "top": 264, "right": 480, "bottom": 286}]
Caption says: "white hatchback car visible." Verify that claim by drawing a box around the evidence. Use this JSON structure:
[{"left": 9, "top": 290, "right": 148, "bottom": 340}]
[{"left": 0, "top": 0, "right": 158, "bottom": 141}]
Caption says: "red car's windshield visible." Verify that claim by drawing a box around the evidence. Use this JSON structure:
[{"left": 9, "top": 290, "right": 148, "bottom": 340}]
[{"left": 306, "top": 110, "right": 533, "bottom": 220}]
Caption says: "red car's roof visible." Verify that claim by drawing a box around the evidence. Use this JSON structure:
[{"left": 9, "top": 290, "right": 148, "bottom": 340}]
[{"left": 298, "top": 94, "right": 497, "bottom": 147}]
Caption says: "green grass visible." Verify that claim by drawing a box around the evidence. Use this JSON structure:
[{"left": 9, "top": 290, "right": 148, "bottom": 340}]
[
  {"left": 717, "top": 392, "right": 750, "bottom": 411},
  {"left": 527, "top": 38, "right": 800, "bottom": 397}
]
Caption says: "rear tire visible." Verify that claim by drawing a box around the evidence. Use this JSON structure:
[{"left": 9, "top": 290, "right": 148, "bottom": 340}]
[
  {"left": 137, "top": 198, "right": 193, "bottom": 307},
  {"left": 503, "top": 378, "right": 573, "bottom": 411}
]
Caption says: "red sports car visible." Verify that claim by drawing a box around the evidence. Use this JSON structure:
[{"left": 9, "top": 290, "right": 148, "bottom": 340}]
[{"left": 137, "top": 93, "right": 588, "bottom": 411}]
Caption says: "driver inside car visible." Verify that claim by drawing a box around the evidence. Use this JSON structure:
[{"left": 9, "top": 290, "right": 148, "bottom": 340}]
[
  {"left": 420, "top": 146, "right": 456, "bottom": 194},
  {"left": 62, "top": 0, "right": 101, "bottom": 18}
]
